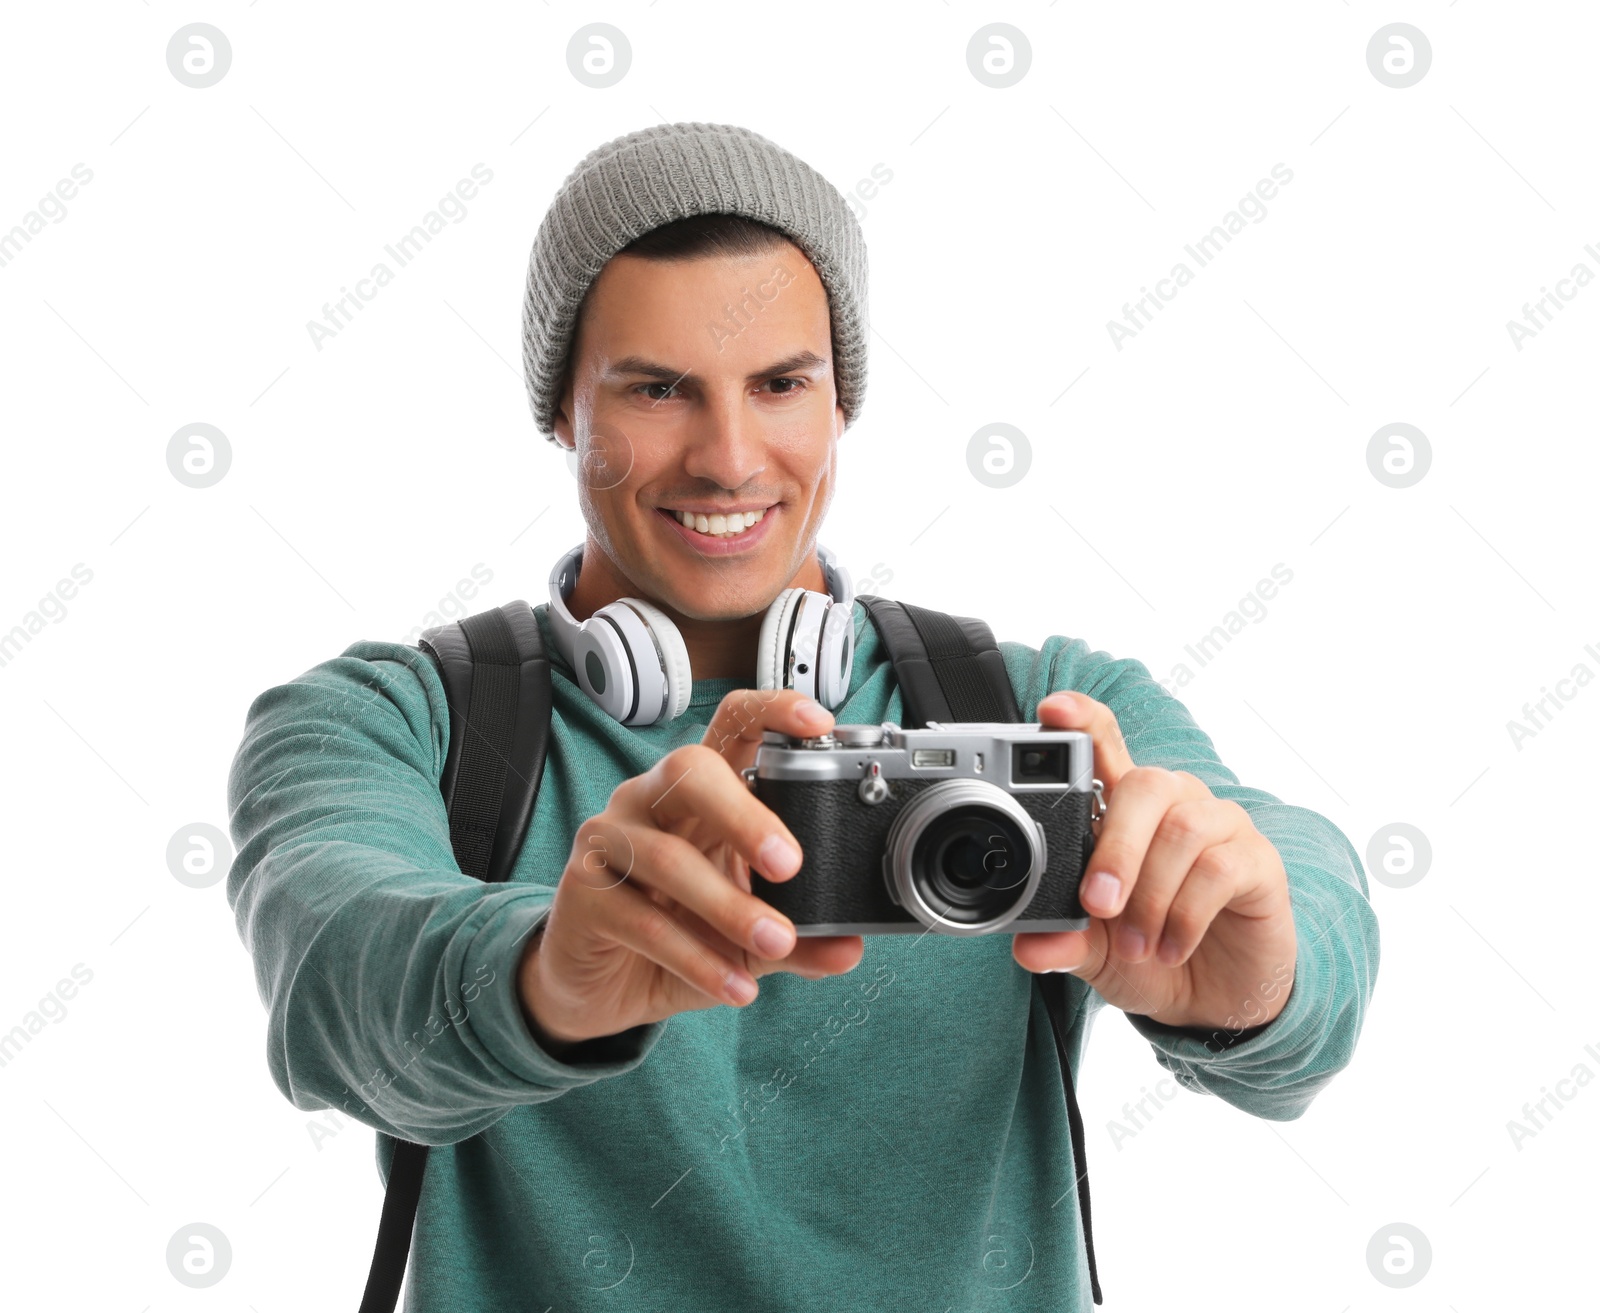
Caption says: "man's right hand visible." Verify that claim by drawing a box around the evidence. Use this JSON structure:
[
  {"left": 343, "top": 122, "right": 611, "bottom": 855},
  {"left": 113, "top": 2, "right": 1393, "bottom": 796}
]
[{"left": 516, "top": 689, "right": 866, "bottom": 1056}]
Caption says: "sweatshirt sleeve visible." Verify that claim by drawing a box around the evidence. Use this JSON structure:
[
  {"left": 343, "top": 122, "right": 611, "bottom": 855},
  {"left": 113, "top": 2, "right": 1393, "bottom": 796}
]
[
  {"left": 225, "top": 639, "right": 666, "bottom": 1146},
  {"left": 1039, "top": 637, "right": 1380, "bottom": 1123}
]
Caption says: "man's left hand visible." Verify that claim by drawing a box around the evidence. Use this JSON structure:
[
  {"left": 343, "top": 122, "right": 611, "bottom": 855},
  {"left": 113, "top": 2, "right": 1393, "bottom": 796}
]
[{"left": 1012, "top": 691, "right": 1298, "bottom": 1033}]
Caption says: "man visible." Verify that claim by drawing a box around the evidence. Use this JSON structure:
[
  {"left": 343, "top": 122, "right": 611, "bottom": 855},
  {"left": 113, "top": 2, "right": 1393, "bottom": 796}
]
[{"left": 228, "top": 121, "right": 1379, "bottom": 1311}]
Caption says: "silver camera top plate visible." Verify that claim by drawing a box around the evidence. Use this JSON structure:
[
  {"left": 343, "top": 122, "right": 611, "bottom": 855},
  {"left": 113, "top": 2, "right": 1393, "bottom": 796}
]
[{"left": 752, "top": 721, "right": 1095, "bottom": 793}]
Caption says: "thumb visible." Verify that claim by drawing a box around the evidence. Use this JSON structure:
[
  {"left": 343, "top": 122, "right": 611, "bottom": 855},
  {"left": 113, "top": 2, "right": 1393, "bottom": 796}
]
[{"left": 1036, "top": 690, "right": 1136, "bottom": 793}]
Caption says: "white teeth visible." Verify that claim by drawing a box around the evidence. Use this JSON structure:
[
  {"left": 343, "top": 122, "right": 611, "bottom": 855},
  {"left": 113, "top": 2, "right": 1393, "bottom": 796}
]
[{"left": 674, "top": 507, "right": 768, "bottom": 537}]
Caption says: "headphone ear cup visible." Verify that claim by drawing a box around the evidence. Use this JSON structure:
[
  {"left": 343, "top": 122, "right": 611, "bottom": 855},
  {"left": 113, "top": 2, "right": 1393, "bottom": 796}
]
[
  {"left": 757, "top": 589, "right": 853, "bottom": 709},
  {"left": 620, "top": 595, "right": 693, "bottom": 722},
  {"left": 815, "top": 601, "right": 855, "bottom": 708},
  {"left": 757, "top": 589, "right": 802, "bottom": 693},
  {"left": 571, "top": 607, "right": 639, "bottom": 723}
]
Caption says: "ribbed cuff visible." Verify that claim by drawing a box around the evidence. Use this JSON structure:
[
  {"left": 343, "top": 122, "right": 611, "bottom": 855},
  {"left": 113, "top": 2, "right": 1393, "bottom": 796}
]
[
  {"left": 1136, "top": 1012, "right": 1277, "bottom": 1053},
  {"left": 1126, "top": 929, "right": 1314, "bottom": 1065},
  {"left": 465, "top": 892, "right": 666, "bottom": 1090}
]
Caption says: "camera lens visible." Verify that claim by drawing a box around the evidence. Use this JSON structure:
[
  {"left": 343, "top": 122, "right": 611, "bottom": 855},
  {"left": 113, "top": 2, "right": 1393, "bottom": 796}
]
[
  {"left": 918, "top": 806, "right": 1032, "bottom": 923},
  {"left": 884, "top": 780, "right": 1046, "bottom": 934}
]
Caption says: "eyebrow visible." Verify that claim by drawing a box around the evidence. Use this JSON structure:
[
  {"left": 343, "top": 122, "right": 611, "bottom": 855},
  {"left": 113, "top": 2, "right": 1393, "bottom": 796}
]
[{"left": 602, "top": 349, "right": 830, "bottom": 385}]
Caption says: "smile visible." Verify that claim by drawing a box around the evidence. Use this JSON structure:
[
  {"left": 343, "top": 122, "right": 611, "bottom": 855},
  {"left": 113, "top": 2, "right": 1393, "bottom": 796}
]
[
  {"left": 663, "top": 506, "right": 771, "bottom": 538},
  {"left": 655, "top": 504, "right": 776, "bottom": 555}
]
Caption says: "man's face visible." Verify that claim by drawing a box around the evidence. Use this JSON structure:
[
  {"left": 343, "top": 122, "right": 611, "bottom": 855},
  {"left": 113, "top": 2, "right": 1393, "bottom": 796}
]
[{"left": 552, "top": 241, "right": 844, "bottom": 620}]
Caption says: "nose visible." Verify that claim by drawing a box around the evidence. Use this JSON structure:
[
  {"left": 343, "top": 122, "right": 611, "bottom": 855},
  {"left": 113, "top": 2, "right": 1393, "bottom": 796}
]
[{"left": 682, "top": 389, "right": 767, "bottom": 490}]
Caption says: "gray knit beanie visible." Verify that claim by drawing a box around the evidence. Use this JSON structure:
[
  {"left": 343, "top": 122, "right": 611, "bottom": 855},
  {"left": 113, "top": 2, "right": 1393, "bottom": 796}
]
[{"left": 521, "top": 121, "right": 868, "bottom": 444}]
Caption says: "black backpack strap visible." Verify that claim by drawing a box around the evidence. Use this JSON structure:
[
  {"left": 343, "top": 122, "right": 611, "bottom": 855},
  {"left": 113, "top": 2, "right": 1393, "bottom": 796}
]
[
  {"left": 856, "top": 594, "right": 1103, "bottom": 1305},
  {"left": 419, "top": 599, "right": 553, "bottom": 885},
  {"left": 357, "top": 600, "right": 553, "bottom": 1313},
  {"left": 358, "top": 1154, "right": 426, "bottom": 1313},
  {"left": 1040, "top": 967, "right": 1102, "bottom": 1304},
  {"left": 856, "top": 594, "right": 1022, "bottom": 724}
]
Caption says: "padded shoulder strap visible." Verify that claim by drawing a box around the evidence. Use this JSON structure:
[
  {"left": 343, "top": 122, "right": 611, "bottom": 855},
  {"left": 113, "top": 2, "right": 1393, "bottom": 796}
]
[
  {"left": 855, "top": 595, "right": 1021, "bottom": 724},
  {"left": 418, "top": 599, "right": 552, "bottom": 885},
  {"left": 855, "top": 593, "right": 1103, "bottom": 1305},
  {"left": 358, "top": 600, "right": 553, "bottom": 1313}
]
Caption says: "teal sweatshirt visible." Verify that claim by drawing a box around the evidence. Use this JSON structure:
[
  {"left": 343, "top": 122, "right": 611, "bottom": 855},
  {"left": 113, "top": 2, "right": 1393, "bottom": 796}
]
[{"left": 226, "top": 599, "right": 1379, "bottom": 1312}]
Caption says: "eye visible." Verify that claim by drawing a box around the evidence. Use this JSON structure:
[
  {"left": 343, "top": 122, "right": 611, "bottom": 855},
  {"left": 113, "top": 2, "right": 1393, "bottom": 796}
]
[
  {"left": 767, "top": 377, "right": 806, "bottom": 395},
  {"left": 637, "top": 382, "right": 679, "bottom": 401}
]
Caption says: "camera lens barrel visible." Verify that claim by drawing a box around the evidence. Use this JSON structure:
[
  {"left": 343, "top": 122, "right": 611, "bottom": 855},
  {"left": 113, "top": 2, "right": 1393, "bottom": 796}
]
[{"left": 883, "top": 780, "right": 1048, "bottom": 935}]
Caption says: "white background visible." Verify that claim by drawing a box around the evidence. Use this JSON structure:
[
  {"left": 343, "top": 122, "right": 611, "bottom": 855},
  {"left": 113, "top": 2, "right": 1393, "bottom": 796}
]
[{"left": 0, "top": 2, "right": 1594, "bottom": 1308}]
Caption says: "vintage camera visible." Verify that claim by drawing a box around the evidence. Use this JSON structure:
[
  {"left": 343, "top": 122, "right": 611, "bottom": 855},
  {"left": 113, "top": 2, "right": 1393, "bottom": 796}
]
[{"left": 742, "top": 722, "right": 1104, "bottom": 936}]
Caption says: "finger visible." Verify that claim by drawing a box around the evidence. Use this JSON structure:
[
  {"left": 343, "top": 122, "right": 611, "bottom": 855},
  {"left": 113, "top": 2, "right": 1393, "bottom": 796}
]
[
  {"left": 726, "top": 845, "right": 752, "bottom": 895},
  {"left": 1075, "top": 766, "right": 1186, "bottom": 922},
  {"left": 590, "top": 877, "right": 766, "bottom": 1007},
  {"left": 700, "top": 686, "right": 833, "bottom": 771},
  {"left": 1151, "top": 840, "right": 1250, "bottom": 967},
  {"left": 1035, "top": 691, "right": 1136, "bottom": 792},
  {"left": 673, "top": 899, "right": 864, "bottom": 981},
  {"left": 1117, "top": 798, "right": 1238, "bottom": 964},
  {"left": 781, "top": 935, "right": 866, "bottom": 979},
  {"left": 1012, "top": 921, "right": 1111, "bottom": 981},
  {"left": 604, "top": 816, "right": 803, "bottom": 964},
  {"left": 628, "top": 742, "right": 808, "bottom": 883}
]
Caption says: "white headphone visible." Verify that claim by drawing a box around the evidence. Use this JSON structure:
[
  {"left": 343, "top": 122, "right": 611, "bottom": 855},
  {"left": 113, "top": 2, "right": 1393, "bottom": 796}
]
[{"left": 546, "top": 542, "right": 857, "bottom": 727}]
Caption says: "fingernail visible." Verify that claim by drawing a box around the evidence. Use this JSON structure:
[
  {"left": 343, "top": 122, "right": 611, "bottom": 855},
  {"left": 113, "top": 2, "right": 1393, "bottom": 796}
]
[
  {"left": 752, "top": 916, "right": 796, "bottom": 957},
  {"left": 796, "top": 697, "right": 831, "bottom": 724},
  {"left": 725, "top": 971, "right": 758, "bottom": 1004},
  {"left": 1080, "top": 870, "right": 1120, "bottom": 912},
  {"left": 759, "top": 833, "right": 803, "bottom": 879},
  {"left": 1116, "top": 925, "right": 1146, "bottom": 959}
]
